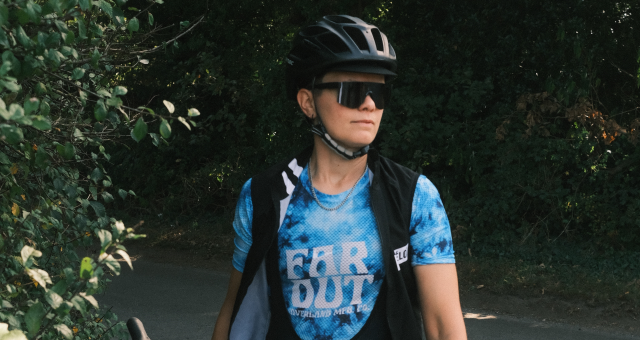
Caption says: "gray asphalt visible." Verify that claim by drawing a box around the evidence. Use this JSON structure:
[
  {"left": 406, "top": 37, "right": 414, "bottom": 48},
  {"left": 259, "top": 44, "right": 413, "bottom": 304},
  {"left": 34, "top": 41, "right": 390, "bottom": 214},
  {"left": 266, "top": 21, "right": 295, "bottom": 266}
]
[{"left": 99, "top": 259, "right": 639, "bottom": 340}]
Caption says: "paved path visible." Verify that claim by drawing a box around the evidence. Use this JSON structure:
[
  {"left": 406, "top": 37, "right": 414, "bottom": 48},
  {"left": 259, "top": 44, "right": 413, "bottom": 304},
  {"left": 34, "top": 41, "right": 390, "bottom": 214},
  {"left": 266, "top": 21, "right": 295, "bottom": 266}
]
[{"left": 99, "top": 259, "right": 639, "bottom": 340}]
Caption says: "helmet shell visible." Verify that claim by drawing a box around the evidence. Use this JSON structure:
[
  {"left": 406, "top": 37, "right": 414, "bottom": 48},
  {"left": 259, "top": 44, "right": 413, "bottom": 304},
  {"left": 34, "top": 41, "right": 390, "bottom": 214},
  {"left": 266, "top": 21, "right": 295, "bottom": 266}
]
[{"left": 285, "top": 15, "right": 397, "bottom": 100}]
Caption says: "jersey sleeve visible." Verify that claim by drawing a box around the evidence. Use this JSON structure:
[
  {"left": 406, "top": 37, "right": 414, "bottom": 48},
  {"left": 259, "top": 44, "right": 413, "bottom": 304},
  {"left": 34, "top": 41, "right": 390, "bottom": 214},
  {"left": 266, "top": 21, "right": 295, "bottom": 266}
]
[
  {"left": 409, "top": 175, "right": 456, "bottom": 265},
  {"left": 232, "top": 178, "right": 254, "bottom": 272}
]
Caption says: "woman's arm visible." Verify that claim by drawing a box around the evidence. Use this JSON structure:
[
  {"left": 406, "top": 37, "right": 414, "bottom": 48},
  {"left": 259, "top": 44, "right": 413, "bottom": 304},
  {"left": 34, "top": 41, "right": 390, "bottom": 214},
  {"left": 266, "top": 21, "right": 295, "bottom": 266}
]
[
  {"left": 211, "top": 268, "right": 243, "bottom": 340},
  {"left": 414, "top": 263, "right": 467, "bottom": 340}
]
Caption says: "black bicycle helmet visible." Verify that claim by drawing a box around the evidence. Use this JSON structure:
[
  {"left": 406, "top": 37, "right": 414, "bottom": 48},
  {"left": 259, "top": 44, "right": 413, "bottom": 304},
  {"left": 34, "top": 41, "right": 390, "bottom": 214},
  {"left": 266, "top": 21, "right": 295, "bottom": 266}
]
[{"left": 285, "top": 15, "right": 397, "bottom": 100}]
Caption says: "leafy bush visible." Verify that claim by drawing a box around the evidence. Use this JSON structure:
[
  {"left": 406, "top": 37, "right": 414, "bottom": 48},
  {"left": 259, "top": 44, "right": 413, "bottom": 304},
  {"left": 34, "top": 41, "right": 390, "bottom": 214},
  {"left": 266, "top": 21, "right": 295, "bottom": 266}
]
[
  {"left": 0, "top": 0, "right": 197, "bottom": 338},
  {"left": 383, "top": 0, "right": 640, "bottom": 256}
]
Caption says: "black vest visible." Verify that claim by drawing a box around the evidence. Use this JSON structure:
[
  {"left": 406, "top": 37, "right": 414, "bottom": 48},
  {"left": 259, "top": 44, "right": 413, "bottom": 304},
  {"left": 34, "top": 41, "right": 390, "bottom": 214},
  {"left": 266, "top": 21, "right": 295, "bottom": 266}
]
[{"left": 229, "top": 146, "right": 423, "bottom": 339}]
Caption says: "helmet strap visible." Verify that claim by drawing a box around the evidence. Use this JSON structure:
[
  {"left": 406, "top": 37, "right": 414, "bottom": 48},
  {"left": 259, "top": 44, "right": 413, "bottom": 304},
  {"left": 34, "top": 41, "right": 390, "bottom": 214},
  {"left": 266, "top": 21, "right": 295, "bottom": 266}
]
[{"left": 309, "top": 77, "right": 369, "bottom": 160}]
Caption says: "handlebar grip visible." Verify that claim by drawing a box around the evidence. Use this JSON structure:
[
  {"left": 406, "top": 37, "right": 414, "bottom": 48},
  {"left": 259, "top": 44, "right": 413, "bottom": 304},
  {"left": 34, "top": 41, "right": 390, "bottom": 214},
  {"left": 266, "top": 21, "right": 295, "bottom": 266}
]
[{"left": 127, "top": 317, "right": 151, "bottom": 340}]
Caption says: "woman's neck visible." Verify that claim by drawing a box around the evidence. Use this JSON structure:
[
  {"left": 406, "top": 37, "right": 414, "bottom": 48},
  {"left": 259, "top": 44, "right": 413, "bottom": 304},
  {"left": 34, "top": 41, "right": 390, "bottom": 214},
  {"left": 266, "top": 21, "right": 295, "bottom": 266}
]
[{"left": 308, "top": 136, "right": 368, "bottom": 195}]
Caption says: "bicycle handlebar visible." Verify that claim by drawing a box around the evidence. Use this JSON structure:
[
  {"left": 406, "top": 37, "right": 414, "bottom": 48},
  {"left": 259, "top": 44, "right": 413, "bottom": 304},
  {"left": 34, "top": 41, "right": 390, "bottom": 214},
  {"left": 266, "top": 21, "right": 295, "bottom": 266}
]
[{"left": 127, "top": 317, "right": 151, "bottom": 340}]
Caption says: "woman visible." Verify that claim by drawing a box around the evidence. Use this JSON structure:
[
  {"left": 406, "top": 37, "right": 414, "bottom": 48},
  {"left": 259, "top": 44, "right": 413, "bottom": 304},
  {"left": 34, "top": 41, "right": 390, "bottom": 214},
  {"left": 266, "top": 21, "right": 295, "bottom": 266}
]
[{"left": 212, "top": 15, "right": 467, "bottom": 340}]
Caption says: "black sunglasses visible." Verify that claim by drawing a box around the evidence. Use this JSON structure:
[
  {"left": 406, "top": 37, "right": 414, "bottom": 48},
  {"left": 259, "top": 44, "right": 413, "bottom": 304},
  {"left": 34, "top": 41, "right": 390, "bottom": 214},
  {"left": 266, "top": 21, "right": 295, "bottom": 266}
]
[{"left": 313, "top": 82, "right": 391, "bottom": 109}]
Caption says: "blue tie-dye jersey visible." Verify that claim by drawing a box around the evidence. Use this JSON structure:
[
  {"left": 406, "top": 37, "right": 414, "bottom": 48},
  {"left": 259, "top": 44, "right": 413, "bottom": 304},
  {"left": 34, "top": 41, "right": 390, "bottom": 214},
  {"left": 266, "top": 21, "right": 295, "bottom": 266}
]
[{"left": 232, "top": 166, "right": 454, "bottom": 340}]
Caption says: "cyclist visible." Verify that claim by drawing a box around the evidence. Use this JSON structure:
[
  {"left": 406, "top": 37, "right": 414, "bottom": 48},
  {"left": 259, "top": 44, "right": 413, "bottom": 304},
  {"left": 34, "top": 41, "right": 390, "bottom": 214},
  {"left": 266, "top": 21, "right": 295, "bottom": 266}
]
[{"left": 212, "top": 15, "right": 467, "bottom": 340}]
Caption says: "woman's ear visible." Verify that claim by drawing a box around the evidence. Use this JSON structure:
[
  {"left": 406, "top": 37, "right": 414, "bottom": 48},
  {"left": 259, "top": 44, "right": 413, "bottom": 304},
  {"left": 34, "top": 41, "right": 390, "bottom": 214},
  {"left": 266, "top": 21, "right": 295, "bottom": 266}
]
[{"left": 297, "top": 88, "right": 316, "bottom": 120}]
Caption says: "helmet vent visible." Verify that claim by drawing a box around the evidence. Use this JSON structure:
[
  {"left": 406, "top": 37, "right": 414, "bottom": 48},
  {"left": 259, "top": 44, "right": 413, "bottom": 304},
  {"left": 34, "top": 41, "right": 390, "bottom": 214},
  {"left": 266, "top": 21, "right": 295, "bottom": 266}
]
[
  {"left": 317, "top": 34, "right": 350, "bottom": 54},
  {"left": 325, "top": 15, "right": 356, "bottom": 24},
  {"left": 371, "top": 28, "right": 384, "bottom": 51},
  {"left": 343, "top": 26, "right": 369, "bottom": 51},
  {"left": 301, "top": 26, "right": 329, "bottom": 37}
]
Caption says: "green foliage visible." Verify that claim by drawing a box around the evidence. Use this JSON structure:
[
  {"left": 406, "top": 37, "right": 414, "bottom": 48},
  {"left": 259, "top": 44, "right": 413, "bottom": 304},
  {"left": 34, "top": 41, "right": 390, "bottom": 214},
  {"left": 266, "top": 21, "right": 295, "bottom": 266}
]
[
  {"left": 0, "top": 0, "right": 197, "bottom": 338},
  {"left": 382, "top": 0, "right": 640, "bottom": 257}
]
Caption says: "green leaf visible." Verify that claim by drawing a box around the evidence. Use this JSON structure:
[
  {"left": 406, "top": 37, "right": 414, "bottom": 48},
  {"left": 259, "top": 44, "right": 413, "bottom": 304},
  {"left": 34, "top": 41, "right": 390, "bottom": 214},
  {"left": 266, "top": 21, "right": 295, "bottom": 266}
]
[
  {"left": 31, "top": 116, "right": 51, "bottom": 130},
  {"left": 90, "top": 167, "right": 103, "bottom": 183},
  {"left": 45, "top": 290, "right": 63, "bottom": 309},
  {"left": 15, "top": 26, "right": 32, "bottom": 48},
  {"left": 96, "top": 229, "right": 112, "bottom": 249},
  {"left": 74, "top": 128, "right": 85, "bottom": 139},
  {"left": 24, "top": 98, "right": 39, "bottom": 115},
  {"left": 35, "top": 148, "right": 49, "bottom": 168},
  {"left": 39, "top": 101, "right": 50, "bottom": 116},
  {"left": 0, "top": 30, "right": 9, "bottom": 49},
  {"left": 98, "top": 0, "right": 113, "bottom": 18},
  {"left": 163, "top": 100, "right": 175, "bottom": 113},
  {"left": 159, "top": 119, "right": 171, "bottom": 138},
  {"left": 0, "top": 107, "right": 9, "bottom": 121},
  {"left": 71, "top": 67, "right": 85, "bottom": 80},
  {"left": 94, "top": 100, "right": 107, "bottom": 121},
  {"left": 0, "top": 330, "right": 28, "bottom": 340},
  {"left": 56, "top": 142, "right": 75, "bottom": 160},
  {"left": 101, "top": 191, "right": 114, "bottom": 203},
  {"left": 0, "top": 152, "right": 9, "bottom": 164},
  {"left": 113, "top": 86, "right": 127, "bottom": 96},
  {"left": 25, "top": 302, "right": 45, "bottom": 336},
  {"left": 79, "top": 257, "right": 94, "bottom": 279},
  {"left": 138, "top": 106, "right": 155, "bottom": 115},
  {"left": 25, "top": 1, "right": 41, "bottom": 23},
  {"left": 112, "top": 8, "right": 125, "bottom": 26},
  {"left": 127, "top": 17, "right": 139, "bottom": 32},
  {"left": 89, "top": 201, "right": 105, "bottom": 217},
  {"left": 131, "top": 118, "right": 148, "bottom": 142},
  {"left": 45, "top": 31, "right": 61, "bottom": 47},
  {"left": 106, "top": 96, "right": 122, "bottom": 108},
  {"left": 0, "top": 4, "right": 8, "bottom": 26},
  {"left": 118, "top": 188, "right": 128, "bottom": 199},
  {"left": 97, "top": 89, "right": 111, "bottom": 97},
  {"left": 78, "top": 19, "right": 87, "bottom": 39},
  {"left": 89, "top": 186, "right": 98, "bottom": 200},
  {"left": 148, "top": 12, "right": 154, "bottom": 25},
  {"left": 53, "top": 324, "right": 73, "bottom": 339},
  {"left": 64, "top": 30, "right": 75, "bottom": 45},
  {"left": 91, "top": 49, "right": 101, "bottom": 67},
  {"left": 21, "top": 245, "right": 43, "bottom": 264},
  {"left": 47, "top": 49, "right": 61, "bottom": 68},
  {"left": 188, "top": 108, "right": 200, "bottom": 117},
  {"left": 116, "top": 249, "right": 133, "bottom": 270},
  {"left": 0, "top": 124, "right": 24, "bottom": 144},
  {"left": 79, "top": 292, "right": 99, "bottom": 309},
  {"left": 50, "top": 280, "right": 68, "bottom": 295},
  {"left": 35, "top": 82, "right": 47, "bottom": 95},
  {"left": 55, "top": 301, "right": 73, "bottom": 317},
  {"left": 101, "top": 253, "right": 120, "bottom": 274},
  {"left": 79, "top": 0, "right": 91, "bottom": 10},
  {"left": 177, "top": 116, "right": 191, "bottom": 130},
  {"left": 70, "top": 296, "right": 87, "bottom": 316},
  {"left": 8, "top": 104, "right": 24, "bottom": 120},
  {"left": 54, "top": 20, "right": 69, "bottom": 33},
  {"left": 0, "top": 79, "right": 20, "bottom": 92},
  {"left": 0, "top": 60, "right": 11, "bottom": 76}
]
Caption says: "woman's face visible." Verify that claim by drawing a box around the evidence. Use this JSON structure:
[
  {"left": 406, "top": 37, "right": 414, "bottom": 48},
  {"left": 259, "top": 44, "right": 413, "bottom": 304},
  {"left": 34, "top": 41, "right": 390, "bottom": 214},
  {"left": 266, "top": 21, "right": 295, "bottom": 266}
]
[{"left": 309, "top": 71, "right": 385, "bottom": 151}]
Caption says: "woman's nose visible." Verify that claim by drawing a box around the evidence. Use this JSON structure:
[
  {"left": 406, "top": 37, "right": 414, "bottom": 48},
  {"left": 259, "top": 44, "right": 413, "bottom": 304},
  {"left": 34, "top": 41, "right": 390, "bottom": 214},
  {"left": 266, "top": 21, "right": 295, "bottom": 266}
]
[{"left": 359, "top": 94, "right": 377, "bottom": 111}]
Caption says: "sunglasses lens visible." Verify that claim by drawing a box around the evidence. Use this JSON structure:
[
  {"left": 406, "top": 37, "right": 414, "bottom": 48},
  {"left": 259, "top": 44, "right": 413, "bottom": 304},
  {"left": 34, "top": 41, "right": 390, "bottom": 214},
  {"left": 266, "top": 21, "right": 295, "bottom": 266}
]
[{"left": 337, "top": 82, "right": 388, "bottom": 109}]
